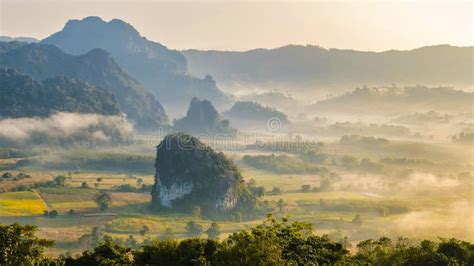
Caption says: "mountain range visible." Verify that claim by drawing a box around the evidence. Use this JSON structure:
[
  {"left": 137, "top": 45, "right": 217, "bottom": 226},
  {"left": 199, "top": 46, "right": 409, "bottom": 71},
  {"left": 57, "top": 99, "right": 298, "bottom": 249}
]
[
  {"left": 308, "top": 85, "right": 474, "bottom": 116},
  {"left": 183, "top": 45, "right": 473, "bottom": 93},
  {"left": 0, "top": 42, "right": 168, "bottom": 130},
  {"left": 42, "top": 16, "right": 232, "bottom": 116}
]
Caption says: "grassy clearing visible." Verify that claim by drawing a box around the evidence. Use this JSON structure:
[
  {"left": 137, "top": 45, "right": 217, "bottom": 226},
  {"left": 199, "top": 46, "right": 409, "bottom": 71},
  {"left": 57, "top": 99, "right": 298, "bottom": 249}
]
[
  {"left": 0, "top": 191, "right": 47, "bottom": 216},
  {"left": 239, "top": 167, "right": 321, "bottom": 191}
]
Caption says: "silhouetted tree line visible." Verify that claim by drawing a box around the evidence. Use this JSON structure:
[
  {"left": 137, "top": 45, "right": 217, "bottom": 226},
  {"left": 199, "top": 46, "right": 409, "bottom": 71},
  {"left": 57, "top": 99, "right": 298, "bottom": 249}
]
[{"left": 1, "top": 216, "right": 472, "bottom": 265}]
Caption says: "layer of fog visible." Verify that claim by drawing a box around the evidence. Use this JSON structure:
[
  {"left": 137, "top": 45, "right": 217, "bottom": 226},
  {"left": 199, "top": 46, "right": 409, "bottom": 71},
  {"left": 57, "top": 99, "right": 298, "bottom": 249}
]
[{"left": 0, "top": 112, "right": 133, "bottom": 147}]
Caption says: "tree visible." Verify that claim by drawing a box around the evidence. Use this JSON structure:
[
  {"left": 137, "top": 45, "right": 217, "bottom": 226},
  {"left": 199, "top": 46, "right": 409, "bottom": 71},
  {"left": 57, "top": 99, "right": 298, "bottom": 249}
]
[
  {"left": 191, "top": 206, "right": 201, "bottom": 218},
  {"left": 250, "top": 186, "right": 266, "bottom": 197},
  {"left": 94, "top": 191, "right": 111, "bottom": 211},
  {"left": 270, "top": 187, "right": 282, "bottom": 195},
  {"left": 139, "top": 225, "right": 150, "bottom": 237},
  {"left": 213, "top": 215, "right": 349, "bottom": 265},
  {"left": 301, "top": 184, "right": 311, "bottom": 192},
  {"left": 81, "top": 181, "right": 89, "bottom": 189},
  {"left": 125, "top": 235, "right": 138, "bottom": 249},
  {"left": 247, "top": 178, "right": 257, "bottom": 188},
  {"left": 206, "top": 222, "right": 221, "bottom": 240},
  {"left": 1, "top": 172, "right": 12, "bottom": 179},
  {"left": 53, "top": 175, "right": 67, "bottom": 186},
  {"left": 0, "top": 223, "right": 53, "bottom": 264},
  {"left": 66, "top": 240, "right": 132, "bottom": 265},
  {"left": 160, "top": 228, "right": 175, "bottom": 241},
  {"left": 277, "top": 199, "right": 285, "bottom": 213},
  {"left": 185, "top": 221, "right": 203, "bottom": 238},
  {"left": 352, "top": 214, "right": 363, "bottom": 227},
  {"left": 92, "top": 226, "right": 102, "bottom": 246},
  {"left": 136, "top": 178, "right": 143, "bottom": 187},
  {"left": 48, "top": 210, "right": 58, "bottom": 218}
]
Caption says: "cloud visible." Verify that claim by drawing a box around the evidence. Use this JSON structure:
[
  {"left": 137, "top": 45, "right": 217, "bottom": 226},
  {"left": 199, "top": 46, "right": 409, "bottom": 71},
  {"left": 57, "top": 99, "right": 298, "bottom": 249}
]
[{"left": 0, "top": 112, "right": 133, "bottom": 146}]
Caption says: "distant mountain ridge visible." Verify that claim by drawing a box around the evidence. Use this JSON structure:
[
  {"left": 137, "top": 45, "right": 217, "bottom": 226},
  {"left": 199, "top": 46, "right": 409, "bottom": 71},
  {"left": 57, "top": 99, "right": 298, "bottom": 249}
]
[
  {"left": 0, "top": 36, "right": 38, "bottom": 43},
  {"left": 42, "top": 16, "right": 232, "bottom": 116},
  {"left": 308, "top": 85, "right": 473, "bottom": 116},
  {"left": 0, "top": 43, "right": 168, "bottom": 130},
  {"left": 224, "top": 101, "right": 289, "bottom": 129},
  {"left": 0, "top": 68, "right": 120, "bottom": 118},
  {"left": 183, "top": 44, "right": 474, "bottom": 91}
]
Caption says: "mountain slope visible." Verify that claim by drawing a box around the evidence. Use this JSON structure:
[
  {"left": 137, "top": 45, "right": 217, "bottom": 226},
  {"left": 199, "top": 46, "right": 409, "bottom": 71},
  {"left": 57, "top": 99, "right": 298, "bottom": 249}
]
[
  {"left": 173, "top": 97, "right": 236, "bottom": 135},
  {"left": 0, "top": 41, "right": 28, "bottom": 54},
  {"left": 42, "top": 16, "right": 232, "bottom": 116},
  {"left": 308, "top": 85, "right": 473, "bottom": 116},
  {"left": 0, "top": 43, "right": 168, "bottom": 130},
  {"left": 183, "top": 45, "right": 474, "bottom": 91},
  {"left": 0, "top": 36, "right": 38, "bottom": 43},
  {"left": 224, "top": 101, "right": 289, "bottom": 129},
  {"left": 0, "top": 68, "right": 120, "bottom": 118}
]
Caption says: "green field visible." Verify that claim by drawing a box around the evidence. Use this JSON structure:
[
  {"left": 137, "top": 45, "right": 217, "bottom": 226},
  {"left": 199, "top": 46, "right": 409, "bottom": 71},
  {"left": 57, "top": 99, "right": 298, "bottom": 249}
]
[{"left": 0, "top": 139, "right": 472, "bottom": 257}]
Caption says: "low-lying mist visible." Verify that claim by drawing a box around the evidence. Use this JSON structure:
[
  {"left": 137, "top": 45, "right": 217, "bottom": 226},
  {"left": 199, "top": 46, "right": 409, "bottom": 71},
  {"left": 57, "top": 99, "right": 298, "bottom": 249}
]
[{"left": 0, "top": 112, "right": 134, "bottom": 147}]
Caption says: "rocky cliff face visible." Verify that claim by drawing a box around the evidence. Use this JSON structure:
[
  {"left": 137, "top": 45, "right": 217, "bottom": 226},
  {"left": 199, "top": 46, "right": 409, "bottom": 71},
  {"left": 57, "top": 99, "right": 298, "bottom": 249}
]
[{"left": 151, "top": 134, "right": 242, "bottom": 213}]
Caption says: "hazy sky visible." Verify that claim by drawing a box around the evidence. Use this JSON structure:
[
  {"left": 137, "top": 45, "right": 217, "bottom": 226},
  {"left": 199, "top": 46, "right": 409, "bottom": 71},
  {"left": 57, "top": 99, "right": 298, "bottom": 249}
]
[{"left": 0, "top": 0, "right": 472, "bottom": 51}]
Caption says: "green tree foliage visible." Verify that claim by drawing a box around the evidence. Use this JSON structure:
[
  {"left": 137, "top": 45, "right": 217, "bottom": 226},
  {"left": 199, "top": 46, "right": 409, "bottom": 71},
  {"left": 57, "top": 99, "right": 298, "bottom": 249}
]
[
  {"left": 48, "top": 210, "right": 58, "bottom": 218},
  {"left": 65, "top": 240, "right": 132, "bottom": 265},
  {"left": 353, "top": 237, "right": 474, "bottom": 265},
  {"left": 269, "top": 187, "right": 282, "bottom": 195},
  {"left": 2, "top": 218, "right": 473, "bottom": 265},
  {"left": 94, "top": 191, "right": 112, "bottom": 211},
  {"left": 0, "top": 68, "right": 121, "bottom": 119},
  {"left": 206, "top": 222, "right": 221, "bottom": 240},
  {"left": 139, "top": 225, "right": 150, "bottom": 237},
  {"left": 301, "top": 184, "right": 311, "bottom": 192},
  {"left": 213, "top": 215, "right": 348, "bottom": 265},
  {"left": 53, "top": 175, "right": 67, "bottom": 186},
  {"left": 134, "top": 238, "right": 219, "bottom": 265},
  {"left": 0, "top": 223, "right": 53, "bottom": 264},
  {"left": 125, "top": 235, "right": 138, "bottom": 249},
  {"left": 277, "top": 199, "right": 285, "bottom": 213},
  {"left": 185, "top": 221, "right": 203, "bottom": 238},
  {"left": 159, "top": 228, "right": 175, "bottom": 241},
  {"left": 1, "top": 172, "right": 12, "bottom": 179}
]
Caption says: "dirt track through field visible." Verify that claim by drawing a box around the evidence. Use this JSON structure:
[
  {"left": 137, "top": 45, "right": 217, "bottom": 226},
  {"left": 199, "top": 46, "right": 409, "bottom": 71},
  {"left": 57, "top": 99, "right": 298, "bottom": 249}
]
[{"left": 32, "top": 189, "right": 50, "bottom": 212}]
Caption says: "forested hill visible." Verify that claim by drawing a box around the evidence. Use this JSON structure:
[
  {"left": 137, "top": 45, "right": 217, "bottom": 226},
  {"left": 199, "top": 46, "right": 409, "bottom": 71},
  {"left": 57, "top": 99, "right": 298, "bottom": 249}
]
[
  {"left": 0, "top": 42, "right": 168, "bottom": 130},
  {"left": 42, "top": 16, "right": 232, "bottom": 115},
  {"left": 0, "top": 68, "right": 120, "bottom": 118},
  {"left": 224, "top": 101, "right": 289, "bottom": 126},
  {"left": 308, "top": 85, "right": 474, "bottom": 115},
  {"left": 183, "top": 45, "right": 473, "bottom": 90}
]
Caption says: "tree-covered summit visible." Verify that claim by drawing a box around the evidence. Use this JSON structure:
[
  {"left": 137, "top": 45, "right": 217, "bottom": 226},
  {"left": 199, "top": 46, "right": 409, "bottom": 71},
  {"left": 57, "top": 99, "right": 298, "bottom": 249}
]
[{"left": 152, "top": 133, "right": 261, "bottom": 218}]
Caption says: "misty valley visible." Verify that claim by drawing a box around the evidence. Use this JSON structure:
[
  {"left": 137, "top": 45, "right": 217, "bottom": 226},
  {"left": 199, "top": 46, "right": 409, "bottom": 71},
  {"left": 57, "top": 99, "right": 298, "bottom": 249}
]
[{"left": 0, "top": 15, "right": 472, "bottom": 265}]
